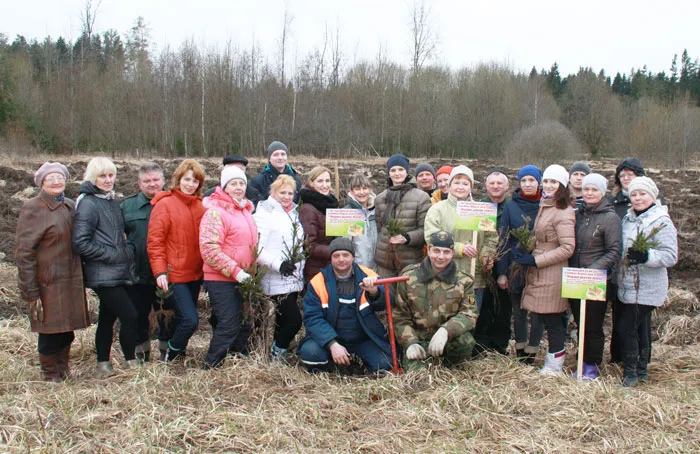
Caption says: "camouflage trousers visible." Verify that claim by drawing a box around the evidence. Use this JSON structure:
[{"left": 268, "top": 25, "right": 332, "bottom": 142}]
[{"left": 402, "top": 331, "right": 476, "bottom": 372}]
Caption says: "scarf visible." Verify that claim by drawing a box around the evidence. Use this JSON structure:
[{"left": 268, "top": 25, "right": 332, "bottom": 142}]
[
  {"left": 382, "top": 177, "right": 415, "bottom": 226},
  {"left": 521, "top": 190, "right": 541, "bottom": 201},
  {"left": 52, "top": 194, "right": 65, "bottom": 204},
  {"left": 299, "top": 187, "right": 339, "bottom": 214},
  {"left": 416, "top": 257, "right": 457, "bottom": 284}
]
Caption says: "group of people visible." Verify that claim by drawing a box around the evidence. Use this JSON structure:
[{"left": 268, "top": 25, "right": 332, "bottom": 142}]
[{"left": 15, "top": 142, "right": 677, "bottom": 388}]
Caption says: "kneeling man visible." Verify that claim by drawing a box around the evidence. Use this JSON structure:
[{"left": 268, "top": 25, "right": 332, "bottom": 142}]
[
  {"left": 395, "top": 230, "right": 478, "bottom": 370},
  {"left": 298, "top": 238, "right": 392, "bottom": 374}
]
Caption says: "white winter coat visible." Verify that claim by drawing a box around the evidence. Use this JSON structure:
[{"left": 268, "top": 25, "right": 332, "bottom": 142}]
[
  {"left": 253, "top": 196, "right": 306, "bottom": 296},
  {"left": 617, "top": 204, "right": 678, "bottom": 307}
]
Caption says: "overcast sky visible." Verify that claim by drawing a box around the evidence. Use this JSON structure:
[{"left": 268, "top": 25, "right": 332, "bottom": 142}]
[{"left": 3, "top": 0, "right": 698, "bottom": 77}]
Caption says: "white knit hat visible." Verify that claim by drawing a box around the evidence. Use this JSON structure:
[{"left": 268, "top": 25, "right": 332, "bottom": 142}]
[
  {"left": 582, "top": 173, "right": 608, "bottom": 194},
  {"left": 221, "top": 165, "right": 247, "bottom": 189},
  {"left": 449, "top": 165, "right": 476, "bottom": 185},
  {"left": 542, "top": 164, "right": 569, "bottom": 188},
  {"left": 628, "top": 176, "right": 659, "bottom": 200}
]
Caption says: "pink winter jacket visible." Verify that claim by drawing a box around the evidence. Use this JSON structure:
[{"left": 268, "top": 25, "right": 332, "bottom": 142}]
[{"left": 199, "top": 187, "right": 258, "bottom": 282}]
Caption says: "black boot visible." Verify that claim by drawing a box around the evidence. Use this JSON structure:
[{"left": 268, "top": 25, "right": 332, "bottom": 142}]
[
  {"left": 637, "top": 348, "right": 650, "bottom": 382},
  {"left": 622, "top": 352, "right": 639, "bottom": 387}
]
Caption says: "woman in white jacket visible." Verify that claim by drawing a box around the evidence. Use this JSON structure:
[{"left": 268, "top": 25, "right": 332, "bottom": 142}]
[{"left": 254, "top": 175, "right": 306, "bottom": 359}]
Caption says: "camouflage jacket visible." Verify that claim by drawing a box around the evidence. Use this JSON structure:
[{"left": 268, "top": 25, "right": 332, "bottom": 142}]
[{"left": 394, "top": 258, "right": 478, "bottom": 346}]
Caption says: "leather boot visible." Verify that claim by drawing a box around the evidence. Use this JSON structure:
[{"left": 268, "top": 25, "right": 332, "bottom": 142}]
[
  {"left": 39, "top": 353, "right": 61, "bottom": 383},
  {"left": 539, "top": 349, "right": 566, "bottom": 376},
  {"left": 622, "top": 352, "right": 639, "bottom": 387},
  {"left": 55, "top": 345, "right": 71, "bottom": 380},
  {"left": 637, "top": 348, "right": 650, "bottom": 382}
]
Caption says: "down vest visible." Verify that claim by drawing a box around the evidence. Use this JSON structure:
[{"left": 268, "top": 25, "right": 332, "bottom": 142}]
[
  {"left": 374, "top": 177, "right": 431, "bottom": 273},
  {"left": 147, "top": 189, "right": 206, "bottom": 283},
  {"left": 521, "top": 198, "right": 575, "bottom": 314},
  {"left": 254, "top": 196, "right": 305, "bottom": 295},
  {"left": 617, "top": 204, "right": 677, "bottom": 307},
  {"left": 199, "top": 186, "right": 258, "bottom": 282},
  {"left": 72, "top": 182, "right": 135, "bottom": 288},
  {"left": 423, "top": 194, "right": 498, "bottom": 289}
]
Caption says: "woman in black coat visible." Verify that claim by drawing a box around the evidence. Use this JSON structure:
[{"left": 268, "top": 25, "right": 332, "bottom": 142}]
[{"left": 73, "top": 157, "right": 139, "bottom": 377}]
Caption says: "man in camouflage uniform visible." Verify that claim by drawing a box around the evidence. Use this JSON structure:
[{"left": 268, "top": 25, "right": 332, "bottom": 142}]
[{"left": 394, "top": 230, "right": 478, "bottom": 371}]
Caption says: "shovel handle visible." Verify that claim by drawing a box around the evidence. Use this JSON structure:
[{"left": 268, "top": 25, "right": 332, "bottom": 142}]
[{"left": 374, "top": 276, "right": 409, "bottom": 374}]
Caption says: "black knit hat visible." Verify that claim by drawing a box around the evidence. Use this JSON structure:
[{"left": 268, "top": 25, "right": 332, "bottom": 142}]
[
  {"left": 329, "top": 237, "right": 355, "bottom": 256},
  {"left": 428, "top": 230, "right": 454, "bottom": 249},
  {"left": 615, "top": 157, "right": 645, "bottom": 187},
  {"left": 222, "top": 154, "right": 248, "bottom": 166}
]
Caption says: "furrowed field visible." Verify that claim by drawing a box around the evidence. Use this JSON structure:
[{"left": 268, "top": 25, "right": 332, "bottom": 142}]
[{"left": 1, "top": 155, "right": 698, "bottom": 453}]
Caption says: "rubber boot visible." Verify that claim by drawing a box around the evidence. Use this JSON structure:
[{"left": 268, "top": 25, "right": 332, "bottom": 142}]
[
  {"left": 539, "top": 349, "right": 566, "bottom": 376},
  {"left": 55, "top": 345, "right": 71, "bottom": 380},
  {"left": 95, "top": 361, "right": 114, "bottom": 379},
  {"left": 165, "top": 342, "right": 185, "bottom": 362},
  {"left": 39, "top": 353, "right": 62, "bottom": 383},
  {"left": 637, "top": 348, "right": 650, "bottom": 382},
  {"left": 622, "top": 352, "right": 639, "bottom": 387},
  {"left": 572, "top": 362, "right": 599, "bottom": 381}
]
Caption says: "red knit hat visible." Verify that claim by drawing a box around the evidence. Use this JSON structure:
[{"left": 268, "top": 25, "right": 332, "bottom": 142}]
[{"left": 436, "top": 166, "right": 453, "bottom": 178}]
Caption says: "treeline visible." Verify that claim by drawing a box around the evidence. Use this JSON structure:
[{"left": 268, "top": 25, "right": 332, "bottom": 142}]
[{"left": 1, "top": 21, "right": 700, "bottom": 167}]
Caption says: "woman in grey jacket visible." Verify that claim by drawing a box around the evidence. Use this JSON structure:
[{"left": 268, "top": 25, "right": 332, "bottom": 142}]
[
  {"left": 568, "top": 174, "right": 621, "bottom": 380},
  {"left": 617, "top": 176, "right": 677, "bottom": 387}
]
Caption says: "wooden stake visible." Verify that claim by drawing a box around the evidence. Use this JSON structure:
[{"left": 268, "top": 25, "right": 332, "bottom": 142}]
[
  {"left": 334, "top": 160, "right": 340, "bottom": 197},
  {"left": 577, "top": 298, "right": 587, "bottom": 380},
  {"left": 470, "top": 230, "right": 478, "bottom": 277}
]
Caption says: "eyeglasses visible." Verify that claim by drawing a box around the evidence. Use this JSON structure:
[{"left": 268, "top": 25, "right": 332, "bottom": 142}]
[{"left": 45, "top": 175, "right": 66, "bottom": 183}]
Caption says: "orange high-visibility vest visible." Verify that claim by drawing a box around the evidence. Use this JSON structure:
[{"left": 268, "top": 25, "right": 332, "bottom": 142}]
[{"left": 309, "top": 265, "right": 378, "bottom": 311}]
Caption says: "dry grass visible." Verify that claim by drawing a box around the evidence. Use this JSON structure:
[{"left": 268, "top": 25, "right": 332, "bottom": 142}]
[{"left": 1, "top": 316, "right": 699, "bottom": 451}]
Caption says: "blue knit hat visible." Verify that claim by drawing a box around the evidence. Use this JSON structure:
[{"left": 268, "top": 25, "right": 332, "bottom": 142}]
[
  {"left": 387, "top": 154, "right": 410, "bottom": 172},
  {"left": 517, "top": 165, "right": 542, "bottom": 183}
]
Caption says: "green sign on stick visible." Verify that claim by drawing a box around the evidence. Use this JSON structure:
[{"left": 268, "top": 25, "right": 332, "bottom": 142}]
[
  {"left": 455, "top": 201, "right": 497, "bottom": 231},
  {"left": 561, "top": 267, "right": 607, "bottom": 301},
  {"left": 325, "top": 209, "right": 366, "bottom": 237}
]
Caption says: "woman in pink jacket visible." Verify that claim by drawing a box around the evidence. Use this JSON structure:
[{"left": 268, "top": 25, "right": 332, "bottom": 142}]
[{"left": 199, "top": 166, "right": 258, "bottom": 368}]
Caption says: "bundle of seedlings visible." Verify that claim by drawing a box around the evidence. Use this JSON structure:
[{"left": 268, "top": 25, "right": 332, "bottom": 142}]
[
  {"left": 508, "top": 215, "right": 536, "bottom": 283},
  {"left": 476, "top": 236, "right": 510, "bottom": 304},
  {"left": 624, "top": 223, "right": 666, "bottom": 303},
  {"left": 239, "top": 244, "right": 275, "bottom": 360},
  {"left": 149, "top": 267, "right": 176, "bottom": 335}
]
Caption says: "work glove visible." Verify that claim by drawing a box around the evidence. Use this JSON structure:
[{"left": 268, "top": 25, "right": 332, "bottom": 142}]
[
  {"left": 29, "top": 299, "right": 44, "bottom": 322},
  {"left": 513, "top": 247, "right": 537, "bottom": 267},
  {"left": 627, "top": 249, "right": 649, "bottom": 265},
  {"left": 428, "top": 327, "right": 449, "bottom": 357},
  {"left": 405, "top": 343, "right": 427, "bottom": 360},
  {"left": 279, "top": 260, "right": 296, "bottom": 277},
  {"left": 236, "top": 269, "right": 251, "bottom": 283}
]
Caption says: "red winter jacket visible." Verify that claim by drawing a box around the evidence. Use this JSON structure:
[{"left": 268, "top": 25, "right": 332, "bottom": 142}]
[{"left": 147, "top": 189, "right": 206, "bottom": 283}]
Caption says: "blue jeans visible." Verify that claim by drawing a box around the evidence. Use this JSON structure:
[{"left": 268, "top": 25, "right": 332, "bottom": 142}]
[
  {"left": 475, "top": 289, "right": 484, "bottom": 312},
  {"left": 511, "top": 292, "right": 544, "bottom": 350},
  {"left": 168, "top": 281, "right": 201, "bottom": 351},
  {"left": 204, "top": 281, "right": 250, "bottom": 366},
  {"left": 298, "top": 338, "right": 392, "bottom": 373}
]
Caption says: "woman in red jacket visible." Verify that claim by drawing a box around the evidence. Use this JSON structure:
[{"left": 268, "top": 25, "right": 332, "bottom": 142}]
[
  {"left": 199, "top": 166, "right": 258, "bottom": 368},
  {"left": 147, "top": 159, "right": 207, "bottom": 361}
]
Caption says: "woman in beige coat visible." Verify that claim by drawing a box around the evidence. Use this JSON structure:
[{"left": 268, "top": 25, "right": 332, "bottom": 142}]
[{"left": 513, "top": 164, "right": 575, "bottom": 376}]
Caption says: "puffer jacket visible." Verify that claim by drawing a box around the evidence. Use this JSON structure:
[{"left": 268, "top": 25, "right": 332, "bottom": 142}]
[
  {"left": 374, "top": 176, "right": 431, "bottom": 273},
  {"left": 253, "top": 196, "right": 305, "bottom": 295},
  {"left": 496, "top": 189, "right": 541, "bottom": 295},
  {"left": 16, "top": 191, "right": 89, "bottom": 333},
  {"left": 344, "top": 194, "right": 378, "bottom": 270},
  {"left": 147, "top": 189, "right": 206, "bottom": 283},
  {"left": 617, "top": 204, "right": 677, "bottom": 307},
  {"left": 250, "top": 163, "right": 304, "bottom": 202},
  {"left": 521, "top": 198, "right": 575, "bottom": 314},
  {"left": 72, "top": 182, "right": 135, "bottom": 288},
  {"left": 200, "top": 187, "right": 257, "bottom": 282},
  {"left": 424, "top": 194, "right": 498, "bottom": 289},
  {"left": 569, "top": 197, "right": 621, "bottom": 276}
]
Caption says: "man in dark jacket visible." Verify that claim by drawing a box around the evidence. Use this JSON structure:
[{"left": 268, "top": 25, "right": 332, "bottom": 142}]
[
  {"left": 473, "top": 169, "right": 512, "bottom": 356},
  {"left": 250, "top": 141, "right": 304, "bottom": 202},
  {"left": 204, "top": 154, "right": 262, "bottom": 210},
  {"left": 121, "top": 162, "right": 165, "bottom": 361},
  {"left": 297, "top": 238, "right": 393, "bottom": 374}
]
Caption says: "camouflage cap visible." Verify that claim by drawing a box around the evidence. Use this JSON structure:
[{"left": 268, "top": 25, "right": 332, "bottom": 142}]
[{"left": 429, "top": 230, "right": 454, "bottom": 249}]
